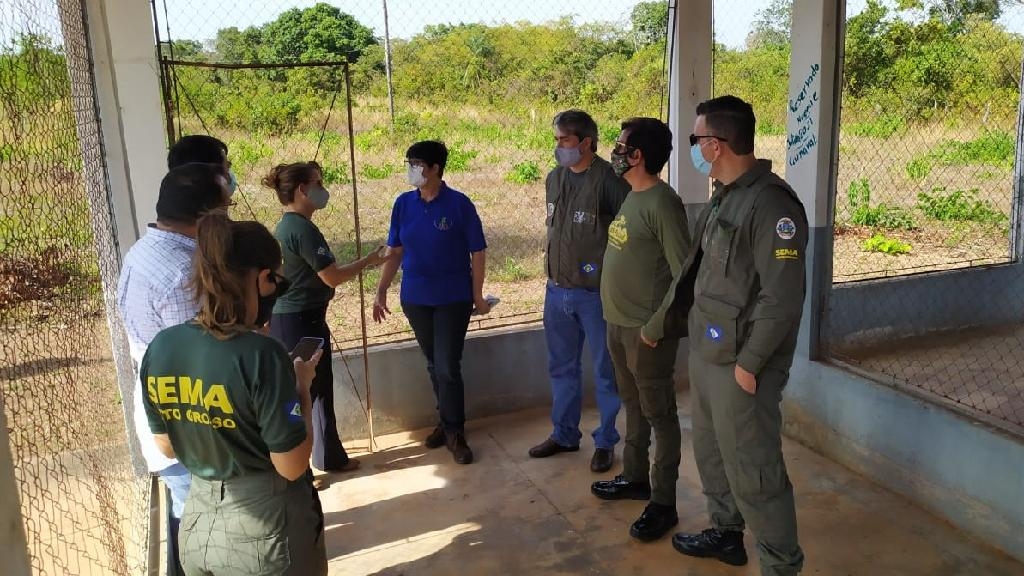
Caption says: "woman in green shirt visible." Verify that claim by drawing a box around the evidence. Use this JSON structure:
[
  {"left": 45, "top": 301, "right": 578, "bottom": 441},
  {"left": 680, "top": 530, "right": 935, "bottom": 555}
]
[
  {"left": 140, "top": 213, "right": 327, "bottom": 575},
  {"left": 264, "top": 161, "right": 385, "bottom": 479}
]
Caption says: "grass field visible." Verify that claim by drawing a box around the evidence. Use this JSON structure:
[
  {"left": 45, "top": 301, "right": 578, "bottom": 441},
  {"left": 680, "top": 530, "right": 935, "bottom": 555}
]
[{"left": 1, "top": 98, "right": 1017, "bottom": 352}]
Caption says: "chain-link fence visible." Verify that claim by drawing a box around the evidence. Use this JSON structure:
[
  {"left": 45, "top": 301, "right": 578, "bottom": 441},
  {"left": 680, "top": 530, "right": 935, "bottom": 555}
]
[
  {"left": 835, "top": 0, "right": 1021, "bottom": 281},
  {"left": 828, "top": 1, "right": 1024, "bottom": 437},
  {"left": 153, "top": 0, "right": 672, "bottom": 348},
  {"left": 1, "top": 0, "right": 150, "bottom": 574}
]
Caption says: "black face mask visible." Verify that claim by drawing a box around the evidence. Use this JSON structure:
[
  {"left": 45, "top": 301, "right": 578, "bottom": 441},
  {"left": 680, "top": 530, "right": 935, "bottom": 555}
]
[{"left": 255, "top": 273, "right": 289, "bottom": 327}]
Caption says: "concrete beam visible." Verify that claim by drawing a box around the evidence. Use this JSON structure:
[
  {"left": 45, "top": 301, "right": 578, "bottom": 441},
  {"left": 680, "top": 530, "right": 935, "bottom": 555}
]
[
  {"left": 332, "top": 326, "right": 690, "bottom": 440},
  {"left": 667, "top": 0, "right": 713, "bottom": 224},
  {"left": 83, "top": 0, "right": 167, "bottom": 257},
  {"left": 0, "top": 407, "right": 31, "bottom": 576},
  {"left": 786, "top": 0, "right": 844, "bottom": 360}
]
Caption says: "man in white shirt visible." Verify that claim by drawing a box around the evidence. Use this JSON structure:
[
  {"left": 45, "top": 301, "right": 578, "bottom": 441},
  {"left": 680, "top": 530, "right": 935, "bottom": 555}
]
[{"left": 117, "top": 157, "right": 230, "bottom": 574}]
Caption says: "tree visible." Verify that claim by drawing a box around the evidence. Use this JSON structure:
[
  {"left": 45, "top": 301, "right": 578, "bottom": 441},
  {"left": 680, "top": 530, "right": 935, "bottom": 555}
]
[
  {"left": 747, "top": 0, "right": 792, "bottom": 48},
  {"left": 261, "top": 3, "right": 377, "bottom": 63},
  {"left": 631, "top": 1, "right": 669, "bottom": 47},
  {"left": 897, "top": 0, "right": 1009, "bottom": 27}
]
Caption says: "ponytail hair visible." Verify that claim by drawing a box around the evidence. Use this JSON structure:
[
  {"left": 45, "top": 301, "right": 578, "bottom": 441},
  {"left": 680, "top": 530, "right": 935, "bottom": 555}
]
[
  {"left": 191, "top": 212, "right": 282, "bottom": 338},
  {"left": 262, "top": 161, "right": 322, "bottom": 205}
]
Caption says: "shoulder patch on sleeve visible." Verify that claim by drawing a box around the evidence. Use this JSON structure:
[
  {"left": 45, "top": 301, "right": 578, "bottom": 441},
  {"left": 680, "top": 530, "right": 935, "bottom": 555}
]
[{"left": 775, "top": 217, "right": 797, "bottom": 240}]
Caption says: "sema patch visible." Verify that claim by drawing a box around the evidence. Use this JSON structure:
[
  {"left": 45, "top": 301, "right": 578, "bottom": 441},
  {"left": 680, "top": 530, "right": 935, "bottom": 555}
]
[
  {"left": 774, "top": 248, "right": 799, "bottom": 260},
  {"left": 775, "top": 217, "right": 796, "bottom": 240}
]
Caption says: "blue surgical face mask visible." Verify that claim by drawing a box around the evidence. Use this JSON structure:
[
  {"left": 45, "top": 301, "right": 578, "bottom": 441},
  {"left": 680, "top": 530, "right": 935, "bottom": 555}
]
[
  {"left": 690, "top": 143, "right": 712, "bottom": 177},
  {"left": 227, "top": 170, "right": 238, "bottom": 196}
]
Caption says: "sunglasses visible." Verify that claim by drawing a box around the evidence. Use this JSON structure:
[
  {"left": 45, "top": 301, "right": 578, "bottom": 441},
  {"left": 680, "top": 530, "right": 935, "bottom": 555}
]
[
  {"left": 689, "top": 134, "right": 728, "bottom": 146},
  {"left": 612, "top": 141, "right": 637, "bottom": 155}
]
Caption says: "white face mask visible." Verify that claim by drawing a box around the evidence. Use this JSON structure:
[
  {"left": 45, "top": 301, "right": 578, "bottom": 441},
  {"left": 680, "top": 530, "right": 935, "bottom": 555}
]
[{"left": 407, "top": 164, "right": 427, "bottom": 187}]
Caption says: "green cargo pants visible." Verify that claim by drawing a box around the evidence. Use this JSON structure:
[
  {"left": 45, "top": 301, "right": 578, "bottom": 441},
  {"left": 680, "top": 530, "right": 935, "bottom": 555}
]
[
  {"left": 180, "top": 471, "right": 327, "bottom": 576},
  {"left": 606, "top": 323, "right": 681, "bottom": 506},
  {"left": 689, "top": 354, "right": 804, "bottom": 576}
]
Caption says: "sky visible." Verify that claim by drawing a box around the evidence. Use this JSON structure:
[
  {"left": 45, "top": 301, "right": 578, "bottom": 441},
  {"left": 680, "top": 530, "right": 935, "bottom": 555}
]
[
  {"left": 3, "top": 0, "right": 1024, "bottom": 50},
  {"left": 150, "top": 0, "right": 1024, "bottom": 48}
]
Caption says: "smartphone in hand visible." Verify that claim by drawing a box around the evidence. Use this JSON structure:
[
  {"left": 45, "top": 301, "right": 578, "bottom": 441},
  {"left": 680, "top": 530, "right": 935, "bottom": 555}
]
[{"left": 289, "top": 337, "right": 325, "bottom": 361}]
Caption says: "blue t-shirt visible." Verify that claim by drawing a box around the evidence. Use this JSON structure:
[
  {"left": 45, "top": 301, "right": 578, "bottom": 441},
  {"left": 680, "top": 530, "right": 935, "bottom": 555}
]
[{"left": 387, "top": 183, "right": 487, "bottom": 306}]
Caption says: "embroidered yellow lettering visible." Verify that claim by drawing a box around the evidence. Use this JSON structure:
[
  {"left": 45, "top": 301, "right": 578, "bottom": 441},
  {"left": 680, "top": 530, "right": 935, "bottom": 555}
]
[
  {"left": 774, "top": 248, "right": 799, "bottom": 260},
  {"left": 157, "top": 376, "right": 178, "bottom": 404}
]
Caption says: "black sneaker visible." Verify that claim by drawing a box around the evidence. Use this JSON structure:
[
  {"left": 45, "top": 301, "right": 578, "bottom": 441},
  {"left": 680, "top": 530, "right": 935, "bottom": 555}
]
[
  {"left": 445, "top": 431, "right": 474, "bottom": 465},
  {"left": 424, "top": 425, "right": 445, "bottom": 449},
  {"left": 629, "top": 502, "right": 678, "bottom": 541},
  {"left": 672, "top": 528, "right": 748, "bottom": 566},
  {"left": 590, "top": 474, "right": 651, "bottom": 501}
]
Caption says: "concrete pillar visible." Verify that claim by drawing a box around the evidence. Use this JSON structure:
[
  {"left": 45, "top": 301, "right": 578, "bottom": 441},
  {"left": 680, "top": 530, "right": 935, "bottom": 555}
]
[
  {"left": 785, "top": 0, "right": 845, "bottom": 360},
  {"left": 82, "top": 0, "right": 167, "bottom": 256},
  {"left": 667, "top": 0, "right": 713, "bottom": 224},
  {"left": 0, "top": 406, "right": 31, "bottom": 576},
  {"left": 72, "top": 0, "right": 165, "bottom": 474}
]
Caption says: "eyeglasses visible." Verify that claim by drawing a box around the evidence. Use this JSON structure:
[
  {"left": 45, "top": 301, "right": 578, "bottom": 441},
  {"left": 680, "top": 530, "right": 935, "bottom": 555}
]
[
  {"left": 404, "top": 159, "right": 427, "bottom": 169},
  {"left": 689, "top": 134, "right": 728, "bottom": 147}
]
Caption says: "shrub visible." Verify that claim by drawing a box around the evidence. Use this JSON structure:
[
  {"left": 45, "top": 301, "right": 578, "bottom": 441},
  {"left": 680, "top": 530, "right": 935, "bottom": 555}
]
[
  {"left": 846, "top": 179, "right": 916, "bottom": 230},
  {"left": 445, "top": 146, "right": 478, "bottom": 173},
  {"left": 320, "top": 163, "right": 352, "bottom": 185},
  {"left": 491, "top": 256, "right": 531, "bottom": 282},
  {"left": 916, "top": 187, "right": 1007, "bottom": 225},
  {"left": 359, "top": 163, "right": 398, "bottom": 180},
  {"left": 505, "top": 161, "right": 541, "bottom": 184},
  {"left": 845, "top": 114, "right": 905, "bottom": 138},
  {"left": 905, "top": 131, "right": 1014, "bottom": 180},
  {"left": 862, "top": 234, "right": 911, "bottom": 255}
]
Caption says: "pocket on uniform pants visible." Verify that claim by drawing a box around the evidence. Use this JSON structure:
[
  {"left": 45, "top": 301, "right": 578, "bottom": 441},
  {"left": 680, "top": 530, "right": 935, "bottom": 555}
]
[{"left": 692, "top": 296, "right": 741, "bottom": 365}]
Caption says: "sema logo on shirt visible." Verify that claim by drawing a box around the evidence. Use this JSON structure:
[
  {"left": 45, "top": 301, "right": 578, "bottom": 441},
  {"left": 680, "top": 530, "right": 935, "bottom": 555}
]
[
  {"left": 148, "top": 375, "right": 238, "bottom": 430},
  {"left": 608, "top": 214, "right": 628, "bottom": 249}
]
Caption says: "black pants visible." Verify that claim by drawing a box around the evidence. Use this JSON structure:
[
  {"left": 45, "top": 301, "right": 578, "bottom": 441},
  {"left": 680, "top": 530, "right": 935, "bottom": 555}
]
[
  {"left": 403, "top": 301, "right": 474, "bottom": 433},
  {"left": 270, "top": 305, "right": 350, "bottom": 471}
]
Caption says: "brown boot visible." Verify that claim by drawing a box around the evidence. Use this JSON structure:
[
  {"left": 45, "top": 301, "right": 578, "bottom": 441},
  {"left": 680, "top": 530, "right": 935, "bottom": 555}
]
[{"left": 445, "top": 430, "right": 474, "bottom": 465}]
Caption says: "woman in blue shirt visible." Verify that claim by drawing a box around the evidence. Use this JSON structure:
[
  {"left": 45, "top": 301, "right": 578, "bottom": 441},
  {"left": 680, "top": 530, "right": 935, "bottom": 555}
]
[{"left": 372, "top": 140, "right": 490, "bottom": 465}]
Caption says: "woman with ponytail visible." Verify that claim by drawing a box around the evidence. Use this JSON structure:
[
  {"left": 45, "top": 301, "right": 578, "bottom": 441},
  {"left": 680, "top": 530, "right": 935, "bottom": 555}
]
[
  {"left": 140, "top": 213, "right": 328, "bottom": 576},
  {"left": 263, "top": 161, "right": 386, "bottom": 481}
]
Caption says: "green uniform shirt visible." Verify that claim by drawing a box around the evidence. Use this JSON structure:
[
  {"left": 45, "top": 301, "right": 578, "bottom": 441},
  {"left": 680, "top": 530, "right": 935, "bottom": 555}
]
[
  {"left": 600, "top": 180, "right": 691, "bottom": 341},
  {"left": 688, "top": 160, "right": 808, "bottom": 374},
  {"left": 274, "top": 212, "right": 336, "bottom": 314},
  {"left": 141, "top": 323, "right": 307, "bottom": 480}
]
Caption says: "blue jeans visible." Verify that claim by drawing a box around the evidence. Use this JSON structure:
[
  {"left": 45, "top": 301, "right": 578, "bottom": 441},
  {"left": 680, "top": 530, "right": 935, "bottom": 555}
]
[
  {"left": 159, "top": 463, "right": 191, "bottom": 576},
  {"left": 543, "top": 282, "right": 621, "bottom": 449}
]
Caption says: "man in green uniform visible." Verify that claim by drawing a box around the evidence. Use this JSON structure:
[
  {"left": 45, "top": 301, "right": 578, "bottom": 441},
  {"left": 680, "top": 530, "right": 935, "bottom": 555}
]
[
  {"left": 590, "top": 117, "right": 691, "bottom": 542},
  {"left": 671, "top": 95, "right": 807, "bottom": 575}
]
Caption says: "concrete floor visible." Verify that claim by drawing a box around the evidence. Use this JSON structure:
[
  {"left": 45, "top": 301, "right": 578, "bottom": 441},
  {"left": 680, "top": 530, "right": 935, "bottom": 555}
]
[{"left": 319, "top": 393, "right": 1023, "bottom": 576}]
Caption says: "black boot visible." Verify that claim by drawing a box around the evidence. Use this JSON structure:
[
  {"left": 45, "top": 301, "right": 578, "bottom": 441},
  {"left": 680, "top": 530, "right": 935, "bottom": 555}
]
[
  {"left": 424, "top": 425, "right": 445, "bottom": 449},
  {"left": 672, "top": 527, "right": 748, "bottom": 566},
  {"left": 629, "top": 502, "right": 678, "bottom": 541},
  {"left": 445, "top": 430, "right": 474, "bottom": 465},
  {"left": 590, "top": 474, "right": 651, "bottom": 500}
]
